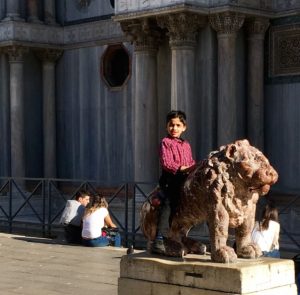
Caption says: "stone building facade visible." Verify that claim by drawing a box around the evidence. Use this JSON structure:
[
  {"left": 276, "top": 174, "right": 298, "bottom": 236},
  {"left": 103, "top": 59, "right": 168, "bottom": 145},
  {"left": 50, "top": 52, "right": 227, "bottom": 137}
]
[
  {"left": 0, "top": 0, "right": 299, "bottom": 251},
  {"left": 0, "top": 1, "right": 299, "bottom": 190}
]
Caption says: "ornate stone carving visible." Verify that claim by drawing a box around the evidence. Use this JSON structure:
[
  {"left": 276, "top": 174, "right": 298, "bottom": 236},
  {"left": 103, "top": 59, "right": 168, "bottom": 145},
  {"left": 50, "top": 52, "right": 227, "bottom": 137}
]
[
  {"left": 157, "top": 13, "right": 206, "bottom": 48},
  {"left": 3, "top": 46, "right": 28, "bottom": 62},
  {"left": 35, "top": 49, "right": 63, "bottom": 63},
  {"left": 209, "top": 12, "right": 245, "bottom": 34},
  {"left": 269, "top": 24, "right": 300, "bottom": 76},
  {"left": 76, "top": 0, "right": 92, "bottom": 9},
  {"left": 140, "top": 139, "right": 278, "bottom": 263},
  {"left": 0, "top": 20, "right": 122, "bottom": 48},
  {"left": 245, "top": 17, "right": 269, "bottom": 38},
  {"left": 120, "top": 18, "right": 162, "bottom": 52}
]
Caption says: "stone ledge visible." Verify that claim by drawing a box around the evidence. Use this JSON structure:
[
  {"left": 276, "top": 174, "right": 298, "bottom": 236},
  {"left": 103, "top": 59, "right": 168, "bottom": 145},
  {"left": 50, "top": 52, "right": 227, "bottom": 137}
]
[
  {"left": 118, "top": 277, "right": 297, "bottom": 295},
  {"left": 119, "top": 252, "right": 296, "bottom": 294}
]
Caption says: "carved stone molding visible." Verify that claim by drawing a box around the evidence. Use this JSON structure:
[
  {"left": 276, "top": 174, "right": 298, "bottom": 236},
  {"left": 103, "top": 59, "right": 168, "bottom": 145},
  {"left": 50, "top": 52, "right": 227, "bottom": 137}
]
[
  {"left": 209, "top": 12, "right": 245, "bottom": 35},
  {"left": 245, "top": 17, "right": 269, "bottom": 39},
  {"left": 0, "top": 20, "right": 123, "bottom": 49},
  {"left": 269, "top": 24, "right": 300, "bottom": 77},
  {"left": 3, "top": 46, "right": 28, "bottom": 62},
  {"left": 35, "top": 48, "right": 63, "bottom": 63},
  {"left": 157, "top": 13, "right": 206, "bottom": 48},
  {"left": 76, "top": 0, "right": 92, "bottom": 9},
  {"left": 120, "top": 18, "right": 161, "bottom": 52}
]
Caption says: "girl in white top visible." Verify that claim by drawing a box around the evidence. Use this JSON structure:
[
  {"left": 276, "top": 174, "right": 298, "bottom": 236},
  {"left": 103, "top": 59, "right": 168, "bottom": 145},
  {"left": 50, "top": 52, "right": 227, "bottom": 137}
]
[
  {"left": 82, "top": 195, "right": 116, "bottom": 247},
  {"left": 251, "top": 204, "right": 280, "bottom": 257}
]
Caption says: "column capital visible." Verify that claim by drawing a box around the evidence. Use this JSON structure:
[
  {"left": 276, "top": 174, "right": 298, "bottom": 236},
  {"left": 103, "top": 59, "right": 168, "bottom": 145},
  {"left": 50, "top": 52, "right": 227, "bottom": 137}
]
[
  {"left": 157, "top": 13, "right": 206, "bottom": 48},
  {"left": 3, "top": 46, "right": 28, "bottom": 62},
  {"left": 209, "top": 12, "right": 245, "bottom": 35},
  {"left": 245, "top": 17, "right": 269, "bottom": 39},
  {"left": 35, "top": 48, "right": 63, "bottom": 63},
  {"left": 120, "top": 18, "right": 162, "bottom": 52}
]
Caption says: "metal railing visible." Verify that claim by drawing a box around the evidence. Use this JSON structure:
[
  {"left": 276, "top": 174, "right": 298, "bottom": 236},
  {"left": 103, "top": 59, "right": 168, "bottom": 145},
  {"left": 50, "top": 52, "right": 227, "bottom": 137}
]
[
  {"left": 0, "top": 177, "right": 156, "bottom": 247},
  {"left": 0, "top": 177, "right": 299, "bottom": 252}
]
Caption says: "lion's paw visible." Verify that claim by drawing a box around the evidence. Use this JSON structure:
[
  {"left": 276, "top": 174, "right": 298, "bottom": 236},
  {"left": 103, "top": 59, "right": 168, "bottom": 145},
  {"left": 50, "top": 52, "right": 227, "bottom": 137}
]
[
  {"left": 182, "top": 237, "right": 206, "bottom": 255},
  {"left": 152, "top": 237, "right": 184, "bottom": 257},
  {"left": 212, "top": 246, "right": 238, "bottom": 263},
  {"left": 237, "top": 243, "right": 262, "bottom": 259}
]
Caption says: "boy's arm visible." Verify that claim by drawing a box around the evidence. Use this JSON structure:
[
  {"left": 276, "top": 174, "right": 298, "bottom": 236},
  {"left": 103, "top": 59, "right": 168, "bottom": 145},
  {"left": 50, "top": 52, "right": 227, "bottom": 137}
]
[{"left": 160, "top": 140, "right": 181, "bottom": 174}]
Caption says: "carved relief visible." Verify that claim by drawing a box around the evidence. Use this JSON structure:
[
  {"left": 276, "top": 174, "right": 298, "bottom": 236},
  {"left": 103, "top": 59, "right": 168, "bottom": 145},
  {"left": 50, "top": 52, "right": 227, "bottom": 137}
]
[
  {"left": 35, "top": 49, "right": 63, "bottom": 63},
  {"left": 269, "top": 24, "right": 300, "bottom": 76},
  {"left": 245, "top": 17, "right": 269, "bottom": 36},
  {"left": 76, "top": 0, "right": 92, "bottom": 9},
  {"left": 64, "top": 20, "right": 123, "bottom": 46},
  {"left": 157, "top": 13, "right": 206, "bottom": 47},
  {"left": 120, "top": 18, "right": 162, "bottom": 52},
  {"left": 209, "top": 12, "right": 244, "bottom": 34},
  {"left": 3, "top": 46, "right": 28, "bottom": 62}
]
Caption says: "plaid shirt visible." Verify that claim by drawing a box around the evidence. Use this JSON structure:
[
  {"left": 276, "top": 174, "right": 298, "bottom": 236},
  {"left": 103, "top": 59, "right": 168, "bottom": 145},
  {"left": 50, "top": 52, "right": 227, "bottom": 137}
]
[{"left": 159, "top": 136, "right": 195, "bottom": 175}]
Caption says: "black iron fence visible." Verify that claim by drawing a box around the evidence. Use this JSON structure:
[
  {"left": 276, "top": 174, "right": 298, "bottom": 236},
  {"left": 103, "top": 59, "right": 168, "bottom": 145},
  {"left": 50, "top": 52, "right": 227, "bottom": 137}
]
[
  {"left": 0, "top": 177, "right": 157, "bottom": 247},
  {"left": 0, "top": 177, "right": 299, "bottom": 253}
]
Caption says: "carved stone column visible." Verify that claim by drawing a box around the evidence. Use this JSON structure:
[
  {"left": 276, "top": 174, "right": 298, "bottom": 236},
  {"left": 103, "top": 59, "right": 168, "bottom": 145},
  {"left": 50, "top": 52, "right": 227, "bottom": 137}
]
[
  {"left": 36, "top": 49, "right": 63, "bottom": 178},
  {"left": 157, "top": 13, "right": 205, "bottom": 150},
  {"left": 0, "top": 52, "right": 10, "bottom": 176},
  {"left": 245, "top": 18, "right": 269, "bottom": 150},
  {"left": 27, "top": 0, "right": 41, "bottom": 23},
  {"left": 210, "top": 12, "right": 244, "bottom": 146},
  {"left": 5, "top": 46, "right": 28, "bottom": 177},
  {"left": 4, "top": 0, "right": 23, "bottom": 21},
  {"left": 44, "top": 0, "right": 56, "bottom": 25},
  {"left": 121, "top": 19, "right": 161, "bottom": 182}
]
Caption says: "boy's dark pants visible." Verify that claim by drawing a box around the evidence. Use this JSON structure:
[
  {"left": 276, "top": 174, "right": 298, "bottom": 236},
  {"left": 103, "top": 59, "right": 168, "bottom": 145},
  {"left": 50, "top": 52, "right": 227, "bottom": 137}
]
[
  {"left": 64, "top": 224, "right": 82, "bottom": 244},
  {"left": 157, "top": 171, "right": 187, "bottom": 237}
]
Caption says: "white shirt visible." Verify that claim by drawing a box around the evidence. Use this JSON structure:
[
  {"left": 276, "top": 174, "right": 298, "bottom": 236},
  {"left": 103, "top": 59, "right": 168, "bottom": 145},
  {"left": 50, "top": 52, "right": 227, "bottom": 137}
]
[
  {"left": 251, "top": 220, "right": 280, "bottom": 252},
  {"left": 60, "top": 200, "right": 85, "bottom": 226},
  {"left": 82, "top": 208, "right": 109, "bottom": 239}
]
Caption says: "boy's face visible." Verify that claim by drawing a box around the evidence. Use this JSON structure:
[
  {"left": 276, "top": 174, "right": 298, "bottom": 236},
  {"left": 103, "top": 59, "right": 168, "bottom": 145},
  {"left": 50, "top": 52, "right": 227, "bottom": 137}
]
[
  {"left": 79, "top": 195, "right": 90, "bottom": 207},
  {"left": 167, "top": 118, "right": 186, "bottom": 139}
]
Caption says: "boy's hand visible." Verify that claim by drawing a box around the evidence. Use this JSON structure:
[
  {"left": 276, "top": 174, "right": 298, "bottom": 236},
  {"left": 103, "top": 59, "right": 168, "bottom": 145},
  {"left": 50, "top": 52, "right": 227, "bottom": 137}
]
[{"left": 180, "top": 165, "right": 196, "bottom": 174}]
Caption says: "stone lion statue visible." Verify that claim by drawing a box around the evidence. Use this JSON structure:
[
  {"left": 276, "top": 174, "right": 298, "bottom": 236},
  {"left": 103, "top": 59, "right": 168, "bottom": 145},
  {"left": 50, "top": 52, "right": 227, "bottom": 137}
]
[{"left": 140, "top": 139, "right": 278, "bottom": 263}]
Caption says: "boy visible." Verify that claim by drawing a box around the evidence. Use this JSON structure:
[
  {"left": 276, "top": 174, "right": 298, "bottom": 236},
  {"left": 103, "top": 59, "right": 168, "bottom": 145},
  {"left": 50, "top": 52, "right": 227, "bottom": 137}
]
[
  {"left": 153, "top": 110, "right": 195, "bottom": 253},
  {"left": 60, "top": 190, "right": 90, "bottom": 244}
]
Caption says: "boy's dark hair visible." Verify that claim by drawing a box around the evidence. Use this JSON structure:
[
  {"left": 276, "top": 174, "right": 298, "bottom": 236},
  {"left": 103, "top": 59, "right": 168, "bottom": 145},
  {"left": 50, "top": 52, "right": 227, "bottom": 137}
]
[
  {"left": 75, "top": 190, "right": 90, "bottom": 201},
  {"left": 166, "top": 110, "right": 187, "bottom": 125}
]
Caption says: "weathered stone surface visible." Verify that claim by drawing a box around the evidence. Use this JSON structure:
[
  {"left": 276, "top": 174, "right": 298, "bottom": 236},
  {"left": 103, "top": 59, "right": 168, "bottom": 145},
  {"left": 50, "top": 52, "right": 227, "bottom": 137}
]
[
  {"left": 141, "top": 139, "right": 278, "bottom": 263},
  {"left": 119, "top": 278, "right": 297, "bottom": 295},
  {"left": 119, "top": 252, "right": 297, "bottom": 294},
  {"left": 269, "top": 24, "right": 300, "bottom": 77},
  {"left": 0, "top": 20, "right": 123, "bottom": 48}
]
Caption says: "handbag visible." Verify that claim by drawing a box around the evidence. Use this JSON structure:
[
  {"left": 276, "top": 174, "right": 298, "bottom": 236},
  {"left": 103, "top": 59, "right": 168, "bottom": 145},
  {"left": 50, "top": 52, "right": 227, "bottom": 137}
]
[{"left": 101, "top": 227, "right": 120, "bottom": 246}]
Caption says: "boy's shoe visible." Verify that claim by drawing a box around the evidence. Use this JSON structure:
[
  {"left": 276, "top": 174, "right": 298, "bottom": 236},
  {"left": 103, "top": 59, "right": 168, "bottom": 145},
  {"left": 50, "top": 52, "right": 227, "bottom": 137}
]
[{"left": 152, "top": 237, "right": 166, "bottom": 254}]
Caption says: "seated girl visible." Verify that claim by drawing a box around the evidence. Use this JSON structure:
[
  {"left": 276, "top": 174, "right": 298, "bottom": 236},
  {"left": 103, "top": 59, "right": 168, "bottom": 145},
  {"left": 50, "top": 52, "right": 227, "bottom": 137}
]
[
  {"left": 251, "top": 203, "right": 280, "bottom": 258},
  {"left": 82, "top": 194, "right": 116, "bottom": 247}
]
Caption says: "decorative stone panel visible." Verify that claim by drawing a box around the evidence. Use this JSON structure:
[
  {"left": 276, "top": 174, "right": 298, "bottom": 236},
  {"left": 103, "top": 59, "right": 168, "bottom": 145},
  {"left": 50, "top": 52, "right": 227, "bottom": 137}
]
[
  {"left": 120, "top": 18, "right": 162, "bottom": 51},
  {"left": 269, "top": 24, "right": 300, "bottom": 77},
  {"left": 114, "top": 0, "right": 273, "bottom": 15},
  {"left": 0, "top": 20, "right": 123, "bottom": 49},
  {"left": 157, "top": 13, "right": 206, "bottom": 48},
  {"left": 0, "top": 22, "right": 63, "bottom": 45},
  {"left": 209, "top": 12, "right": 244, "bottom": 34}
]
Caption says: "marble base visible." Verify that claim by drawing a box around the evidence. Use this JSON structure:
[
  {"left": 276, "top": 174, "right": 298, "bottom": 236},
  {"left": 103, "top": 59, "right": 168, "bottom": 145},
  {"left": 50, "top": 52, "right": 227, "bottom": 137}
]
[{"left": 118, "top": 252, "right": 297, "bottom": 295}]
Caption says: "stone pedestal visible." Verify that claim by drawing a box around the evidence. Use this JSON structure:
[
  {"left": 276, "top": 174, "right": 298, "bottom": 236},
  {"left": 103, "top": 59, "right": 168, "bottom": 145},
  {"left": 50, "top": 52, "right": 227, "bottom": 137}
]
[{"left": 118, "top": 252, "right": 297, "bottom": 295}]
